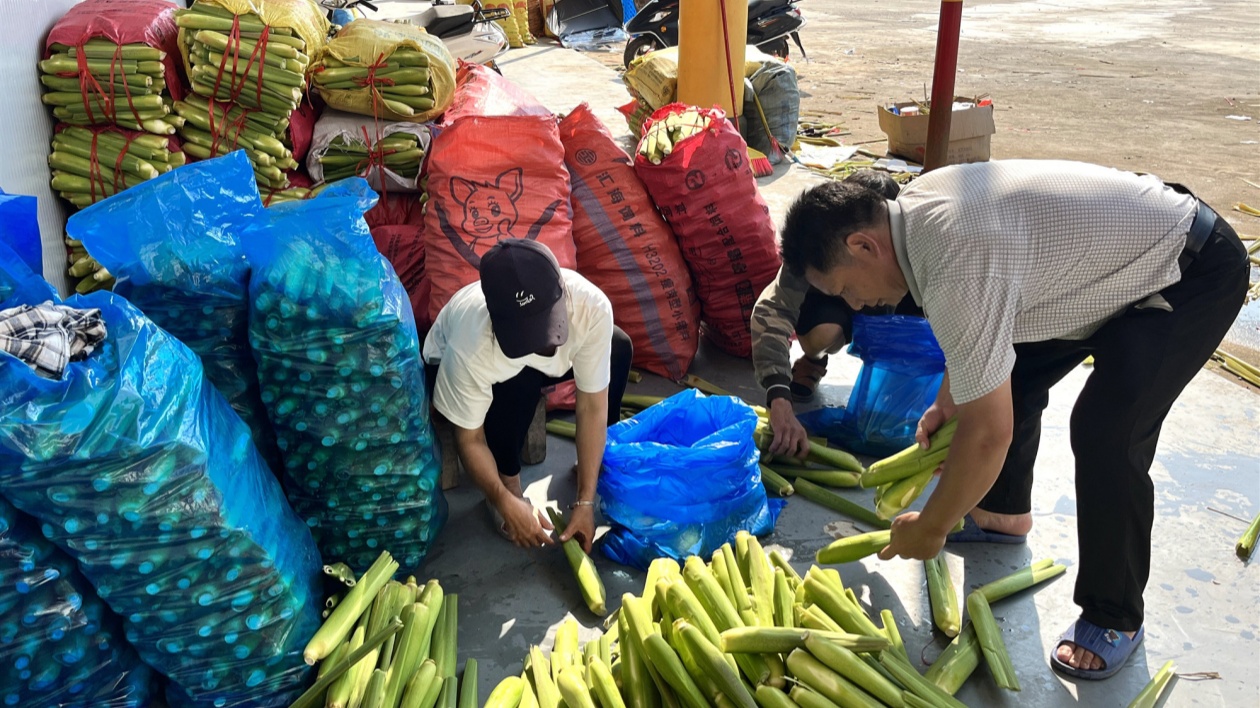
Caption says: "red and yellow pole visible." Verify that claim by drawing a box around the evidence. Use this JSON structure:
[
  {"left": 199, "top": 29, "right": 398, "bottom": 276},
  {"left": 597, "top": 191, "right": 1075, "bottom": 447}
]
[
  {"left": 677, "top": 0, "right": 748, "bottom": 116},
  {"left": 923, "top": 0, "right": 963, "bottom": 171}
]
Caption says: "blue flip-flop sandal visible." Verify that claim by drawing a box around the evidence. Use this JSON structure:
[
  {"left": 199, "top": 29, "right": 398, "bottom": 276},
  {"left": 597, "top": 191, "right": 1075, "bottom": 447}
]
[
  {"left": 945, "top": 513, "right": 1027, "bottom": 544},
  {"left": 1050, "top": 618, "right": 1145, "bottom": 680}
]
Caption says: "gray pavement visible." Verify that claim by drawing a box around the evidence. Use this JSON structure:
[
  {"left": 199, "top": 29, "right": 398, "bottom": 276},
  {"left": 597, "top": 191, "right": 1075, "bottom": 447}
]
[{"left": 420, "top": 44, "right": 1260, "bottom": 708}]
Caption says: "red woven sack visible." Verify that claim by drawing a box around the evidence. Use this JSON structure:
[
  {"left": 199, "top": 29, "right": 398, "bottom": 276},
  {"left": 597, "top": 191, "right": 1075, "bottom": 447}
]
[
  {"left": 45, "top": 0, "right": 188, "bottom": 120},
  {"left": 633, "top": 103, "right": 780, "bottom": 359},
  {"left": 560, "top": 102, "right": 699, "bottom": 380},
  {"left": 423, "top": 114, "right": 575, "bottom": 321},
  {"left": 368, "top": 194, "right": 431, "bottom": 336},
  {"left": 441, "top": 61, "right": 551, "bottom": 125}
]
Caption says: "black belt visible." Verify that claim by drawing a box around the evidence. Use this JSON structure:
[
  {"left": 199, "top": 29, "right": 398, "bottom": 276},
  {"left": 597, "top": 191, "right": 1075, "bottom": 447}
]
[{"left": 1178, "top": 199, "right": 1218, "bottom": 271}]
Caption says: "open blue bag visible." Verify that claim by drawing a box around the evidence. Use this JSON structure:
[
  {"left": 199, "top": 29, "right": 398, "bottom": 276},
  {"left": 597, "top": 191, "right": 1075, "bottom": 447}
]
[
  {"left": 0, "top": 497, "right": 153, "bottom": 707},
  {"left": 245, "top": 178, "right": 447, "bottom": 574},
  {"left": 799, "top": 315, "right": 945, "bottom": 457},
  {"left": 0, "top": 249, "right": 321, "bottom": 708},
  {"left": 598, "top": 389, "right": 783, "bottom": 570},
  {"left": 68, "top": 151, "right": 281, "bottom": 473}
]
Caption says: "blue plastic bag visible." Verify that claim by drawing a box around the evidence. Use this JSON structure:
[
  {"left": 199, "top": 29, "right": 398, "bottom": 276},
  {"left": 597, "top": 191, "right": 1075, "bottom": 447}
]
[
  {"left": 0, "top": 497, "right": 154, "bottom": 707},
  {"left": 598, "top": 389, "right": 783, "bottom": 570},
  {"left": 0, "top": 251, "right": 322, "bottom": 708},
  {"left": 799, "top": 315, "right": 945, "bottom": 457},
  {"left": 0, "top": 188, "right": 40, "bottom": 276},
  {"left": 69, "top": 151, "right": 282, "bottom": 473},
  {"left": 245, "top": 178, "right": 447, "bottom": 574}
]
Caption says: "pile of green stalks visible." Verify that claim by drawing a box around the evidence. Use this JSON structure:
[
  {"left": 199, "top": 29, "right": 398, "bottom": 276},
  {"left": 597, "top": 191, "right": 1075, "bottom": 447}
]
[
  {"left": 292, "top": 551, "right": 476, "bottom": 708},
  {"left": 483, "top": 532, "right": 1068, "bottom": 708},
  {"left": 49, "top": 126, "right": 186, "bottom": 211},
  {"left": 319, "top": 133, "right": 425, "bottom": 183},
  {"left": 40, "top": 40, "right": 180, "bottom": 135},
  {"left": 175, "top": 1, "right": 318, "bottom": 189}
]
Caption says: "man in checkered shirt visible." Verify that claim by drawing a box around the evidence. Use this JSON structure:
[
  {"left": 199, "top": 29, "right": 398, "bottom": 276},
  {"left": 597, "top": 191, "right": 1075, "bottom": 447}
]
[{"left": 777, "top": 160, "right": 1249, "bottom": 680}]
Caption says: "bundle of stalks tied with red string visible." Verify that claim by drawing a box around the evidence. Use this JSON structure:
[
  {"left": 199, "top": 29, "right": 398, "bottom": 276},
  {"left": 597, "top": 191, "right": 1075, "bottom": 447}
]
[
  {"left": 173, "top": 0, "right": 329, "bottom": 190},
  {"left": 307, "top": 108, "right": 430, "bottom": 191},
  {"left": 39, "top": 0, "right": 188, "bottom": 137},
  {"left": 310, "top": 19, "right": 456, "bottom": 124},
  {"left": 49, "top": 124, "right": 186, "bottom": 211}
]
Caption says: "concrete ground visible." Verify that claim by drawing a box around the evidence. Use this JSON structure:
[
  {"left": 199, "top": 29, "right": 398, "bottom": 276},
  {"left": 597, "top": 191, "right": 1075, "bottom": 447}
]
[{"left": 419, "top": 19, "right": 1260, "bottom": 708}]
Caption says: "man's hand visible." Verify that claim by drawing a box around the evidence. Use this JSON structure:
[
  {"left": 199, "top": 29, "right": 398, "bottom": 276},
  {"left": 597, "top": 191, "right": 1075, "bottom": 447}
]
[
  {"left": 878, "top": 511, "right": 949, "bottom": 561},
  {"left": 498, "top": 495, "right": 555, "bottom": 549},
  {"left": 915, "top": 402, "right": 956, "bottom": 450},
  {"left": 559, "top": 504, "right": 596, "bottom": 553},
  {"left": 768, "top": 398, "right": 809, "bottom": 458}
]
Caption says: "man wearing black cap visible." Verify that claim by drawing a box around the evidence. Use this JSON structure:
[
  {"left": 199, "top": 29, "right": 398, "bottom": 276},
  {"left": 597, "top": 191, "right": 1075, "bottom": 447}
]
[{"left": 423, "top": 240, "right": 633, "bottom": 551}]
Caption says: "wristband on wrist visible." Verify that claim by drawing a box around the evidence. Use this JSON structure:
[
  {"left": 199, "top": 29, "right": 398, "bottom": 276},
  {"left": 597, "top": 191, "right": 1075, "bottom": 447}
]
[
  {"left": 570, "top": 500, "right": 595, "bottom": 510},
  {"left": 765, "top": 384, "right": 792, "bottom": 406}
]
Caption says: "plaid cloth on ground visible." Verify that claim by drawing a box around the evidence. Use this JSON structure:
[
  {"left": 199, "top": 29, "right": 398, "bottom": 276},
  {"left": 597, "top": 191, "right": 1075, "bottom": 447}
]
[{"left": 0, "top": 302, "right": 107, "bottom": 378}]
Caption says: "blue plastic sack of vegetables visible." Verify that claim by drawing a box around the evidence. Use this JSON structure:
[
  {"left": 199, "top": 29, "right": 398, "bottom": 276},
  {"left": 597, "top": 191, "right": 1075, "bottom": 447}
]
[
  {"left": 798, "top": 315, "right": 945, "bottom": 457},
  {"left": 68, "top": 151, "right": 282, "bottom": 473},
  {"left": 245, "top": 177, "right": 448, "bottom": 574},
  {"left": 598, "top": 389, "right": 783, "bottom": 570},
  {"left": 0, "top": 250, "right": 322, "bottom": 708},
  {"left": 0, "top": 497, "right": 154, "bottom": 707}
]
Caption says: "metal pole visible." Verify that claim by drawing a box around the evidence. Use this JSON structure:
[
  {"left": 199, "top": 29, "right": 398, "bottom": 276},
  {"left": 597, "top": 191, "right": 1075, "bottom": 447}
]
[{"left": 923, "top": 0, "right": 964, "bottom": 172}]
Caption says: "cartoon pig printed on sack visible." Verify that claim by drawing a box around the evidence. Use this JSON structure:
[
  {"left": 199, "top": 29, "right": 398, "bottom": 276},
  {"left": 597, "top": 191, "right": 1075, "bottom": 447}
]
[
  {"left": 435, "top": 166, "right": 567, "bottom": 268},
  {"left": 450, "top": 167, "right": 523, "bottom": 240}
]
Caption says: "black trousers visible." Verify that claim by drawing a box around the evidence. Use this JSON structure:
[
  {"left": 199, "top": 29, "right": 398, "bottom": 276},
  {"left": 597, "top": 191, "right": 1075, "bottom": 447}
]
[
  {"left": 427, "top": 326, "right": 633, "bottom": 478},
  {"left": 976, "top": 217, "right": 1249, "bottom": 631}
]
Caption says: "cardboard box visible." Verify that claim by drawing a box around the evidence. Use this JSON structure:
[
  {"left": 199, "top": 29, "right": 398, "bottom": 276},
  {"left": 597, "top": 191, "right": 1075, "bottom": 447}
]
[{"left": 877, "top": 97, "right": 996, "bottom": 165}]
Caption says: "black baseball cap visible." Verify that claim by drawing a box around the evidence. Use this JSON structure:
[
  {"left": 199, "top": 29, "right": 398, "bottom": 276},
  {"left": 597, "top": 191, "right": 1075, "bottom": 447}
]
[{"left": 480, "top": 240, "right": 569, "bottom": 359}]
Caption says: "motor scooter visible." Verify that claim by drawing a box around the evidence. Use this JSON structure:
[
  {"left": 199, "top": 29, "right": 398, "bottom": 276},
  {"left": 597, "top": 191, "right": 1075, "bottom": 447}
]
[{"left": 622, "top": 0, "right": 807, "bottom": 68}]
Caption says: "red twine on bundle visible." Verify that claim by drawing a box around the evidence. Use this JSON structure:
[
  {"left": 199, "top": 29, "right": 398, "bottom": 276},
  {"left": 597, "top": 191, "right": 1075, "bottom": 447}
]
[
  {"left": 83, "top": 126, "right": 137, "bottom": 204},
  {"left": 205, "top": 16, "right": 270, "bottom": 161},
  {"left": 67, "top": 35, "right": 145, "bottom": 127}
]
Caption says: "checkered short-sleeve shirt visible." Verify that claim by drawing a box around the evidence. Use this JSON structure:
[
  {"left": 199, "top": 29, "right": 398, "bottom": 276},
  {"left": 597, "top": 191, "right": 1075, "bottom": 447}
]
[{"left": 889, "top": 160, "right": 1197, "bottom": 404}]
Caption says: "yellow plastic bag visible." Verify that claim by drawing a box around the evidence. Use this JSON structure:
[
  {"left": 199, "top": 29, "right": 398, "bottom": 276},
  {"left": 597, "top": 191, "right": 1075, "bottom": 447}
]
[
  {"left": 624, "top": 46, "right": 781, "bottom": 110},
  {"left": 513, "top": 0, "right": 536, "bottom": 44},
  {"left": 176, "top": 0, "right": 330, "bottom": 75},
  {"left": 471, "top": 0, "right": 524, "bottom": 48},
  {"left": 623, "top": 48, "right": 679, "bottom": 109},
  {"left": 314, "top": 19, "right": 457, "bottom": 123}
]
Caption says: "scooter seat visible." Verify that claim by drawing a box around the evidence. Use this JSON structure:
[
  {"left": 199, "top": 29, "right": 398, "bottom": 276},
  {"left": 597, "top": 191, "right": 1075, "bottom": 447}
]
[
  {"left": 424, "top": 5, "right": 475, "bottom": 39},
  {"left": 747, "top": 0, "right": 787, "bottom": 21}
]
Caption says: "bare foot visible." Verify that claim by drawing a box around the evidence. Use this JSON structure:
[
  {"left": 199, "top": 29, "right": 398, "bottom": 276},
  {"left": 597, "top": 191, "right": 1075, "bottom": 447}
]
[
  {"left": 1055, "top": 631, "right": 1138, "bottom": 671},
  {"left": 970, "top": 507, "right": 1034, "bottom": 536}
]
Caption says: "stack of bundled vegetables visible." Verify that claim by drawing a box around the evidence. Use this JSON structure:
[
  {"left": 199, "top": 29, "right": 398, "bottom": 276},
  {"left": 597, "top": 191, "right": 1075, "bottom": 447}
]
[
  {"left": 50, "top": 125, "right": 186, "bottom": 211},
  {"left": 489, "top": 531, "right": 1068, "bottom": 708},
  {"left": 859, "top": 420, "right": 958, "bottom": 520},
  {"left": 245, "top": 179, "right": 446, "bottom": 573},
  {"left": 41, "top": 0, "right": 189, "bottom": 217},
  {"left": 39, "top": 0, "right": 186, "bottom": 137},
  {"left": 309, "top": 19, "right": 456, "bottom": 124},
  {"left": 291, "top": 551, "right": 475, "bottom": 708},
  {"left": 174, "top": 0, "right": 329, "bottom": 190}
]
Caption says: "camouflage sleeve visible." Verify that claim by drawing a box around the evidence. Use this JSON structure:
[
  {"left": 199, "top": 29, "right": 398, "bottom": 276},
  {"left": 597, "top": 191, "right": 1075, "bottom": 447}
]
[{"left": 751, "top": 265, "right": 809, "bottom": 403}]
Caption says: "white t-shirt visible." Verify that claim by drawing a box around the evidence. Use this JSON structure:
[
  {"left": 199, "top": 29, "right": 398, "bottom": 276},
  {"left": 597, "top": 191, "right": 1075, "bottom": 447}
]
[{"left": 423, "top": 269, "right": 615, "bottom": 429}]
